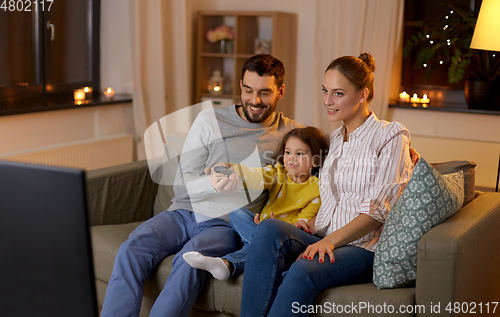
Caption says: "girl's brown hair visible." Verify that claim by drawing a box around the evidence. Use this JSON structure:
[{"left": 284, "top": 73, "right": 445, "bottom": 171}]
[
  {"left": 325, "top": 52, "right": 376, "bottom": 102},
  {"left": 271, "top": 127, "right": 329, "bottom": 176}
]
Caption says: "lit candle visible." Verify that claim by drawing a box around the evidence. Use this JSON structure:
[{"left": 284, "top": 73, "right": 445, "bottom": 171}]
[
  {"left": 421, "top": 94, "right": 430, "bottom": 103},
  {"left": 398, "top": 91, "right": 410, "bottom": 103},
  {"left": 83, "top": 86, "right": 93, "bottom": 99},
  {"left": 410, "top": 93, "right": 421, "bottom": 103},
  {"left": 74, "top": 89, "right": 85, "bottom": 101},
  {"left": 104, "top": 87, "right": 115, "bottom": 100}
]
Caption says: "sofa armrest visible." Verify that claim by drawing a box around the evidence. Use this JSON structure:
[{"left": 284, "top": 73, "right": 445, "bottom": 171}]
[
  {"left": 415, "top": 192, "right": 500, "bottom": 315},
  {"left": 86, "top": 160, "right": 159, "bottom": 226}
]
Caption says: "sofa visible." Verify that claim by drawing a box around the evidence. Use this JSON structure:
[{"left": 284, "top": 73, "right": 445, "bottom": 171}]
[{"left": 88, "top": 159, "right": 500, "bottom": 317}]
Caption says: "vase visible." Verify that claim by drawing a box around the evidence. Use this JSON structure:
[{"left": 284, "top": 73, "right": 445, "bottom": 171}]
[
  {"left": 218, "top": 40, "right": 234, "bottom": 54},
  {"left": 464, "top": 80, "right": 492, "bottom": 109},
  {"left": 219, "top": 40, "right": 226, "bottom": 54}
]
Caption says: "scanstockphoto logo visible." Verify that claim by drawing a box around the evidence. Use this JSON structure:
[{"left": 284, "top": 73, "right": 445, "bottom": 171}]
[{"left": 144, "top": 101, "right": 266, "bottom": 219}]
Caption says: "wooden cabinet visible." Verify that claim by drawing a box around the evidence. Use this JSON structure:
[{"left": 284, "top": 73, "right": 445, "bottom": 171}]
[{"left": 195, "top": 11, "right": 297, "bottom": 119}]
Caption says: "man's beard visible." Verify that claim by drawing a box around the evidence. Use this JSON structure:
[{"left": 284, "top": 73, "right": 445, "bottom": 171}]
[{"left": 240, "top": 100, "right": 277, "bottom": 123}]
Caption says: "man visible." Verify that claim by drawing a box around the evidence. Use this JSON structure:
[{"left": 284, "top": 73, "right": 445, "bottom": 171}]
[{"left": 101, "top": 54, "right": 302, "bottom": 317}]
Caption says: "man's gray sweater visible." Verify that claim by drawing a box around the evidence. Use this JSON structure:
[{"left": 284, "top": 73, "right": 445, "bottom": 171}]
[{"left": 167, "top": 104, "right": 301, "bottom": 221}]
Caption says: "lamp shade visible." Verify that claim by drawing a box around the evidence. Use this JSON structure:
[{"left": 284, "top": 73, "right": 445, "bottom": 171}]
[{"left": 470, "top": 0, "right": 500, "bottom": 51}]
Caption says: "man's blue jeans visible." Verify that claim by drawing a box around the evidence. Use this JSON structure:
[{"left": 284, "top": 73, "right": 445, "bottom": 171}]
[
  {"left": 222, "top": 208, "right": 257, "bottom": 276},
  {"left": 100, "top": 209, "right": 241, "bottom": 317},
  {"left": 241, "top": 218, "right": 374, "bottom": 317}
]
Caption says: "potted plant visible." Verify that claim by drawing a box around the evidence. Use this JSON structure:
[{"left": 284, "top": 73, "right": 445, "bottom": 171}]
[{"left": 403, "top": 4, "right": 500, "bottom": 108}]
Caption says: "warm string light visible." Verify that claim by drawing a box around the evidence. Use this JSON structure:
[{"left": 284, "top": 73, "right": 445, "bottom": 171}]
[{"left": 421, "top": 10, "right": 457, "bottom": 67}]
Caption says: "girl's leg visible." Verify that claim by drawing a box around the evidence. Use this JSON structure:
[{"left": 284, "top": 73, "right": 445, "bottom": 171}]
[
  {"left": 267, "top": 245, "right": 374, "bottom": 317},
  {"left": 223, "top": 208, "right": 257, "bottom": 276},
  {"left": 183, "top": 208, "right": 256, "bottom": 279},
  {"left": 241, "top": 218, "right": 320, "bottom": 317},
  {"left": 229, "top": 208, "right": 257, "bottom": 246}
]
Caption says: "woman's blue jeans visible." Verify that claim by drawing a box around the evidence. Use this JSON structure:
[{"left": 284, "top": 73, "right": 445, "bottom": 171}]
[
  {"left": 223, "top": 208, "right": 257, "bottom": 276},
  {"left": 241, "top": 218, "right": 374, "bottom": 317}
]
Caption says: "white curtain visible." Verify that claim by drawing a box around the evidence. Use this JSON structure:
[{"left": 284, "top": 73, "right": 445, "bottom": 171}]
[
  {"left": 129, "top": 0, "right": 192, "bottom": 160},
  {"left": 312, "top": 0, "right": 404, "bottom": 133}
]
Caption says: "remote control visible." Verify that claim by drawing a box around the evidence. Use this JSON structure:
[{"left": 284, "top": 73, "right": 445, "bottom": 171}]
[{"left": 213, "top": 166, "right": 233, "bottom": 177}]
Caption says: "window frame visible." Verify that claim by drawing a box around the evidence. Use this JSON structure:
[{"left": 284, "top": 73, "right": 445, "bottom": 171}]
[{"left": 0, "top": 0, "right": 100, "bottom": 111}]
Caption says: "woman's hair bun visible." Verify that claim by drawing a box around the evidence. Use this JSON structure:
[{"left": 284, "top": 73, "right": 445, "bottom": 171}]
[{"left": 358, "top": 52, "right": 376, "bottom": 72}]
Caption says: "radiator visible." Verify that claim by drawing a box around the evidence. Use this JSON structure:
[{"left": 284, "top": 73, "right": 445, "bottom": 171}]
[{"left": 0, "top": 134, "right": 134, "bottom": 171}]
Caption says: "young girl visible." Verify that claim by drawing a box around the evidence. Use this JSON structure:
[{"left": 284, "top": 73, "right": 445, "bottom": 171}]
[
  {"left": 183, "top": 127, "right": 329, "bottom": 281},
  {"left": 240, "top": 53, "right": 414, "bottom": 316}
]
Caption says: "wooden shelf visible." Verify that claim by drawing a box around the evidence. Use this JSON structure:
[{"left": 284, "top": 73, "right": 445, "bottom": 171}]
[
  {"left": 200, "top": 93, "right": 234, "bottom": 99},
  {"left": 195, "top": 11, "right": 297, "bottom": 118}
]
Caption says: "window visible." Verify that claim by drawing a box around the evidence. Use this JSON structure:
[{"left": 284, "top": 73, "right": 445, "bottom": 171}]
[
  {"left": 402, "top": 0, "right": 482, "bottom": 90},
  {"left": 0, "top": 0, "right": 99, "bottom": 112}
]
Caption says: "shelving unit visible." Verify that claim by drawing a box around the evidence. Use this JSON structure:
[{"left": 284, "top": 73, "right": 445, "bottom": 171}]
[{"left": 195, "top": 11, "right": 297, "bottom": 119}]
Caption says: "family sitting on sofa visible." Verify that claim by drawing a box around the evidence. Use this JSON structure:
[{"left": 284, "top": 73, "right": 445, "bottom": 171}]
[{"left": 99, "top": 53, "right": 468, "bottom": 317}]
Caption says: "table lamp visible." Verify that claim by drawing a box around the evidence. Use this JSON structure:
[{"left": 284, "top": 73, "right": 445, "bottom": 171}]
[
  {"left": 208, "top": 70, "right": 223, "bottom": 95},
  {"left": 470, "top": 0, "right": 500, "bottom": 51}
]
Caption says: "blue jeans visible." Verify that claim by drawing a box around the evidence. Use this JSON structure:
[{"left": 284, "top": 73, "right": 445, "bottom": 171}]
[
  {"left": 241, "top": 218, "right": 374, "bottom": 317},
  {"left": 223, "top": 208, "right": 257, "bottom": 276},
  {"left": 100, "top": 209, "right": 241, "bottom": 317}
]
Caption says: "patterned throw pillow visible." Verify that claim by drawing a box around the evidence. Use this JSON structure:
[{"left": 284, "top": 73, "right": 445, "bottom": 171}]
[{"left": 373, "top": 158, "right": 464, "bottom": 289}]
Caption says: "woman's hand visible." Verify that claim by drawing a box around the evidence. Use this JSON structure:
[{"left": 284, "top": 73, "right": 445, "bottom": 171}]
[
  {"left": 409, "top": 147, "right": 420, "bottom": 165},
  {"left": 297, "top": 214, "right": 381, "bottom": 264},
  {"left": 297, "top": 237, "right": 335, "bottom": 264}
]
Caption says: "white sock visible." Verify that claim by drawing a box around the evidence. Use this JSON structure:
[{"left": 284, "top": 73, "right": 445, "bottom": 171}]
[{"left": 182, "top": 251, "right": 231, "bottom": 281}]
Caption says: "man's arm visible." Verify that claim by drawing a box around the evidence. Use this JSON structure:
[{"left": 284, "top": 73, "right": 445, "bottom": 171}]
[{"left": 172, "top": 110, "right": 222, "bottom": 202}]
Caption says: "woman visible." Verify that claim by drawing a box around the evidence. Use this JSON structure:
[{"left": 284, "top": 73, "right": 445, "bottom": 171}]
[{"left": 240, "top": 53, "right": 414, "bottom": 316}]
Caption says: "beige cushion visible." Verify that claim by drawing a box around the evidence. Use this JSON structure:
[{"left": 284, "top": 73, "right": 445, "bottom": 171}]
[
  {"left": 313, "top": 283, "right": 415, "bottom": 317},
  {"left": 91, "top": 221, "right": 217, "bottom": 312},
  {"left": 91, "top": 222, "right": 416, "bottom": 316},
  {"left": 210, "top": 279, "right": 416, "bottom": 317},
  {"left": 151, "top": 158, "right": 178, "bottom": 215},
  {"left": 431, "top": 160, "right": 476, "bottom": 206},
  {"left": 91, "top": 222, "right": 144, "bottom": 282}
]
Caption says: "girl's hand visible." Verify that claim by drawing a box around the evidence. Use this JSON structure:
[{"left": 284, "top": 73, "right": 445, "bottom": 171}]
[
  {"left": 254, "top": 212, "right": 276, "bottom": 225},
  {"left": 297, "top": 238, "right": 335, "bottom": 264},
  {"left": 254, "top": 213, "right": 261, "bottom": 225},
  {"left": 294, "top": 216, "right": 316, "bottom": 234},
  {"left": 294, "top": 220, "right": 312, "bottom": 234}
]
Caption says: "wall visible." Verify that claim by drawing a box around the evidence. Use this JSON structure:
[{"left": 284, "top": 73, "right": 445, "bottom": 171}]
[
  {"left": 100, "top": 0, "right": 133, "bottom": 94},
  {"left": 190, "top": 0, "right": 317, "bottom": 125},
  {"left": 388, "top": 108, "right": 500, "bottom": 189},
  {"left": 0, "top": 103, "right": 135, "bottom": 161},
  {"left": 99, "top": 0, "right": 319, "bottom": 126},
  {"left": 0, "top": 0, "right": 135, "bottom": 169}
]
